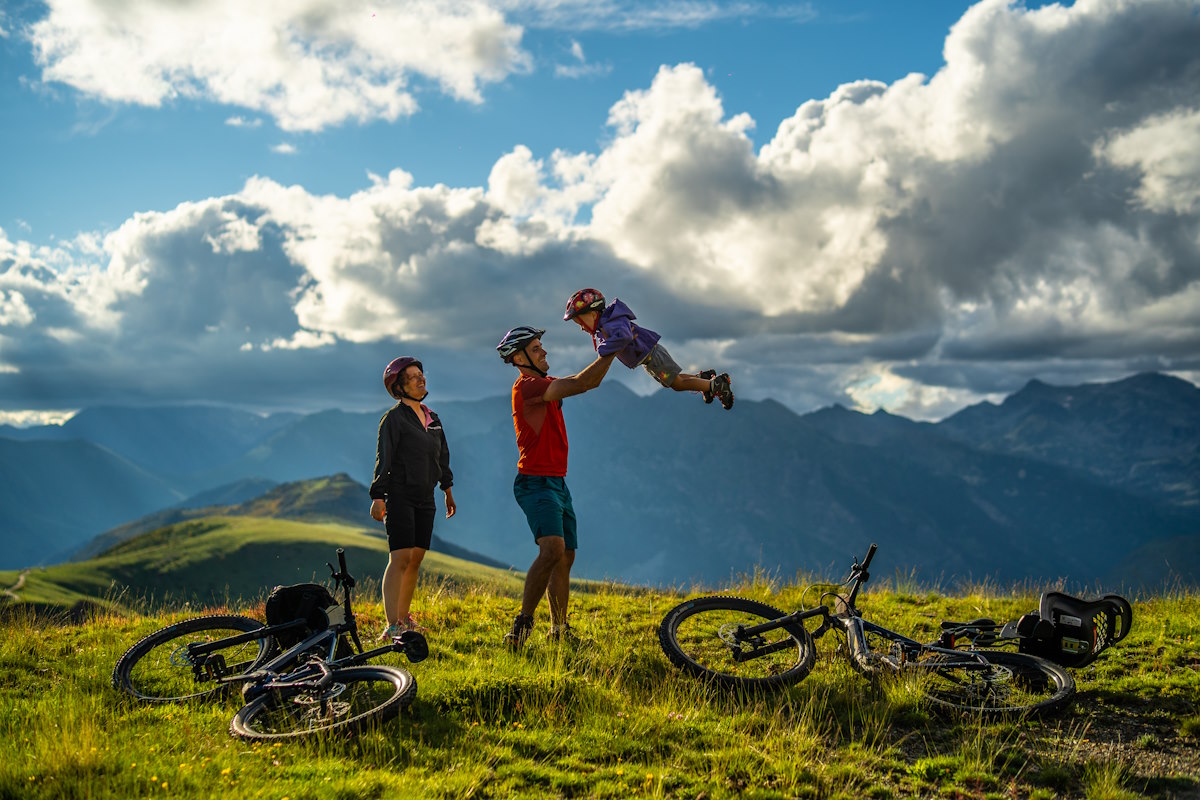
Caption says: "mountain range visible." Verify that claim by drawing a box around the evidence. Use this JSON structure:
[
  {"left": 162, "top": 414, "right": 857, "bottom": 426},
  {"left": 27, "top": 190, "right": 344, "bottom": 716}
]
[{"left": 2, "top": 372, "right": 1197, "bottom": 590}]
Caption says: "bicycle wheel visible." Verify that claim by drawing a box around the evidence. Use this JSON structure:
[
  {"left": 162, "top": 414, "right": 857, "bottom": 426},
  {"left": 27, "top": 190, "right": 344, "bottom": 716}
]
[
  {"left": 916, "top": 649, "right": 1075, "bottom": 716},
  {"left": 230, "top": 665, "right": 416, "bottom": 740},
  {"left": 112, "top": 615, "right": 275, "bottom": 703},
  {"left": 659, "top": 596, "right": 815, "bottom": 691}
]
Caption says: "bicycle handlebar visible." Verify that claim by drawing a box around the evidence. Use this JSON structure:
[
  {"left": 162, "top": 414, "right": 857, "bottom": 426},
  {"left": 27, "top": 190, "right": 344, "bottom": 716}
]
[
  {"left": 860, "top": 543, "right": 877, "bottom": 572},
  {"left": 842, "top": 543, "right": 878, "bottom": 611},
  {"left": 847, "top": 543, "right": 877, "bottom": 583}
]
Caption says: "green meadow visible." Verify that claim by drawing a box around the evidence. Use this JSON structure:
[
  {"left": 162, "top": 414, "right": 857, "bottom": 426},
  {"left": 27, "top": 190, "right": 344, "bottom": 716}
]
[{"left": 1, "top": 521, "right": 1198, "bottom": 799}]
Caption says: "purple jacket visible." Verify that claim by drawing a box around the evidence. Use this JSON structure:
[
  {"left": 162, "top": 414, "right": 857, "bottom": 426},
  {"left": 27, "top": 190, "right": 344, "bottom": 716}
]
[{"left": 594, "top": 299, "right": 661, "bottom": 368}]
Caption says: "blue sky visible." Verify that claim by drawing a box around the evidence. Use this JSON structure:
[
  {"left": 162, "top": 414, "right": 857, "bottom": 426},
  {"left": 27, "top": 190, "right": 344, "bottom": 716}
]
[
  {"left": 2, "top": 2, "right": 972, "bottom": 242},
  {"left": 1, "top": 0, "right": 1198, "bottom": 424}
]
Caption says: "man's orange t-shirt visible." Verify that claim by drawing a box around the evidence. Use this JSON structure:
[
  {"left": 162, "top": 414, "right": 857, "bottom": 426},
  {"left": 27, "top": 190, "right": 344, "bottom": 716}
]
[{"left": 511, "top": 374, "right": 569, "bottom": 476}]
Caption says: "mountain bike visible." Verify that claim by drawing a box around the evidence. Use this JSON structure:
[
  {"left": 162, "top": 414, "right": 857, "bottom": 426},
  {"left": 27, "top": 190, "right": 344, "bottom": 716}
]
[
  {"left": 659, "top": 544, "right": 1076, "bottom": 716},
  {"left": 112, "top": 548, "right": 429, "bottom": 740}
]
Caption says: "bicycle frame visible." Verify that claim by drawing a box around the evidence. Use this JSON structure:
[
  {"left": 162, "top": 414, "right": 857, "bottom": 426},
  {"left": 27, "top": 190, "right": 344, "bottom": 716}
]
[
  {"left": 727, "top": 544, "right": 998, "bottom": 675},
  {"left": 727, "top": 542, "right": 879, "bottom": 663}
]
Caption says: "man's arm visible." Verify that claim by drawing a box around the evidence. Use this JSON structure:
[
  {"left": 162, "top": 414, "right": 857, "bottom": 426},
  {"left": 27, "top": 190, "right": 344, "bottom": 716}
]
[{"left": 543, "top": 353, "right": 616, "bottom": 402}]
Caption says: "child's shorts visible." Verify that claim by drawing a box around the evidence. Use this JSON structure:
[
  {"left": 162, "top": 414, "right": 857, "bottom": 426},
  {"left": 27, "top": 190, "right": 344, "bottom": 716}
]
[{"left": 640, "top": 343, "right": 683, "bottom": 388}]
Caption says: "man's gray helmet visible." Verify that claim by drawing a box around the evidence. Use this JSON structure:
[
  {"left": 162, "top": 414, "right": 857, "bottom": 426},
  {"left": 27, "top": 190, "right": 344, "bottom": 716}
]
[{"left": 496, "top": 326, "right": 545, "bottom": 363}]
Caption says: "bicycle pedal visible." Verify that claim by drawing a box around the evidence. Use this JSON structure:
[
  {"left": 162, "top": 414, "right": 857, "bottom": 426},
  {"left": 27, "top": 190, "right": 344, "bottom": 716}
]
[
  {"left": 202, "top": 654, "right": 228, "bottom": 680},
  {"left": 397, "top": 630, "right": 429, "bottom": 663}
]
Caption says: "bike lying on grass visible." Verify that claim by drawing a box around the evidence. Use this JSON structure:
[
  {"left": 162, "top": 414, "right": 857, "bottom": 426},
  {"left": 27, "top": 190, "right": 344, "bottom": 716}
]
[
  {"left": 659, "top": 544, "right": 1076, "bottom": 716},
  {"left": 112, "top": 548, "right": 428, "bottom": 741}
]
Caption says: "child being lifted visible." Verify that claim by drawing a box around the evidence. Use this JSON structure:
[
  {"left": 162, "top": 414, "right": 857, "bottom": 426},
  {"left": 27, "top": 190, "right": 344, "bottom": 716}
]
[{"left": 563, "top": 288, "right": 734, "bottom": 409}]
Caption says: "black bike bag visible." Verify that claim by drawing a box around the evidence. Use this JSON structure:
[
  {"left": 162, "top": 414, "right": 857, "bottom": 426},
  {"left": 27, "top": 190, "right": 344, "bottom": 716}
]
[
  {"left": 1017, "top": 591, "right": 1132, "bottom": 668},
  {"left": 264, "top": 582, "right": 337, "bottom": 647}
]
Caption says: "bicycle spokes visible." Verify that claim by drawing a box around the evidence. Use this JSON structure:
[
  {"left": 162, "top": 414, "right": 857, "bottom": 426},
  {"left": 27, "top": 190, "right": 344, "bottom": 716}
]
[
  {"left": 246, "top": 674, "right": 398, "bottom": 735},
  {"left": 920, "top": 653, "right": 1058, "bottom": 713}
]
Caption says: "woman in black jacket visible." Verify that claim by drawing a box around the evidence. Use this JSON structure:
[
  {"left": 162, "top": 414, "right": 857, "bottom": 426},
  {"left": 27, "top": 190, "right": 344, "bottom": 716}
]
[{"left": 370, "top": 357, "right": 456, "bottom": 639}]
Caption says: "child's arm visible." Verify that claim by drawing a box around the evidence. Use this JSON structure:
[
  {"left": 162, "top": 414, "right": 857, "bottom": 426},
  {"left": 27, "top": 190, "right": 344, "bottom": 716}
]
[{"left": 595, "top": 316, "right": 634, "bottom": 357}]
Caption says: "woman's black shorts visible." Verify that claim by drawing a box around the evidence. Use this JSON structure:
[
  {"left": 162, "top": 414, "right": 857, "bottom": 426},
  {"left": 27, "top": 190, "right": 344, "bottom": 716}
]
[{"left": 385, "top": 500, "right": 435, "bottom": 551}]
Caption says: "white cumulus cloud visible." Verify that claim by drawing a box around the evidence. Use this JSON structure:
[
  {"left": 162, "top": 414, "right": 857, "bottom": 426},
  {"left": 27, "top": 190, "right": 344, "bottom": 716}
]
[{"left": 28, "top": 0, "right": 531, "bottom": 131}]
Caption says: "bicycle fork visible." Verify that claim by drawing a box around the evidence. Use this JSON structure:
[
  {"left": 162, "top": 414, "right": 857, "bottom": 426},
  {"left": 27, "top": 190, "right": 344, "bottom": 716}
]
[{"left": 728, "top": 606, "right": 829, "bottom": 663}]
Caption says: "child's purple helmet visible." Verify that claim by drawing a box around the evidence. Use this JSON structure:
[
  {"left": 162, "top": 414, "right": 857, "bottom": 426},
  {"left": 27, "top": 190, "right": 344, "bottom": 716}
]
[{"left": 564, "top": 288, "right": 605, "bottom": 321}]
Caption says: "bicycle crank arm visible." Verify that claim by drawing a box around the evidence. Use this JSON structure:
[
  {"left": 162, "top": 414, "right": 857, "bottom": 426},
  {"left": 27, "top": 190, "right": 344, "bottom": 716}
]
[{"left": 347, "top": 631, "right": 428, "bottom": 664}]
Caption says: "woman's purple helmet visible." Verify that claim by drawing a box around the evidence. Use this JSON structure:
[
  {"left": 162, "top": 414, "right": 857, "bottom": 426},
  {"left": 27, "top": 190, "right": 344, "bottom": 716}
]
[{"left": 383, "top": 356, "right": 423, "bottom": 400}]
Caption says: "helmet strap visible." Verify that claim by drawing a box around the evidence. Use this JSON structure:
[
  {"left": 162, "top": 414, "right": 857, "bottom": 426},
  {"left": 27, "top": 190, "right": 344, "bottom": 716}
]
[
  {"left": 515, "top": 347, "right": 547, "bottom": 377},
  {"left": 400, "top": 389, "right": 429, "bottom": 402}
]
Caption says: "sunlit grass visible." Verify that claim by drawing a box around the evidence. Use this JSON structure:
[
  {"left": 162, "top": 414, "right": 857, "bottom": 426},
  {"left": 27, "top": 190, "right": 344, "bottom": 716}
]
[{"left": 1, "top": 575, "right": 1196, "bottom": 798}]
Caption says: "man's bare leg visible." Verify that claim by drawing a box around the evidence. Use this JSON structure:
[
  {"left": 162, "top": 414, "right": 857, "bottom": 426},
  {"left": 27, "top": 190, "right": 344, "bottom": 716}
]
[
  {"left": 521, "top": 536, "right": 566, "bottom": 617},
  {"left": 546, "top": 549, "right": 576, "bottom": 626}
]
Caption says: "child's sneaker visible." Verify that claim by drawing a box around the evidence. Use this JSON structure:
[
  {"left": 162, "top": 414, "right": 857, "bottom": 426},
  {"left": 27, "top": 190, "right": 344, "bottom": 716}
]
[
  {"left": 378, "top": 622, "right": 404, "bottom": 642},
  {"left": 698, "top": 370, "right": 717, "bottom": 404},
  {"left": 503, "top": 612, "right": 534, "bottom": 649},
  {"left": 710, "top": 373, "right": 735, "bottom": 410}
]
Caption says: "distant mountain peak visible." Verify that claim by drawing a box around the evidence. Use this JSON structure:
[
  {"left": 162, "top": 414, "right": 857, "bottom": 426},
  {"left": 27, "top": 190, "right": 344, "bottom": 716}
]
[
  {"left": 1117, "top": 371, "right": 1198, "bottom": 393},
  {"left": 234, "top": 473, "right": 365, "bottom": 521}
]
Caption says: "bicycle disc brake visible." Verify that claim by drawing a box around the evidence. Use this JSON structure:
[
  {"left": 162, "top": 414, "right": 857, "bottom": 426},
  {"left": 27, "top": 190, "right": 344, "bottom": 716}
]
[
  {"left": 169, "top": 643, "right": 199, "bottom": 667},
  {"left": 717, "top": 621, "right": 769, "bottom": 655},
  {"left": 290, "top": 681, "right": 352, "bottom": 724},
  {"left": 950, "top": 660, "right": 1016, "bottom": 704}
]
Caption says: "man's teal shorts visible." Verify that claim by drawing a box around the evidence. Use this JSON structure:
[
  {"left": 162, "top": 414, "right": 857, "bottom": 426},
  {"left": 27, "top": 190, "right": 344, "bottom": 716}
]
[{"left": 513, "top": 474, "right": 578, "bottom": 550}]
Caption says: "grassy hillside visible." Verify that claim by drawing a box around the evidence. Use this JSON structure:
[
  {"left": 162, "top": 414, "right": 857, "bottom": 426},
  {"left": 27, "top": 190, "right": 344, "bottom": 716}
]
[
  {"left": 1, "top": 571, "right": 1197, "bottom": 799},
  {"left": 1, "top": 516, "right": 523, "bottom": 614},
  {"left": 71, "top": 473, "right": 509, "bottom": 570}
]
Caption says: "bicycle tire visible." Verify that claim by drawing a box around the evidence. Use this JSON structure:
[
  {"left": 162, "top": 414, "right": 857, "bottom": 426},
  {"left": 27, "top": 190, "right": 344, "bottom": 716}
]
[
  {"left": 916, "top": 649, "right": 1075, "bottom": 716},
  {"left": 229, "top": 665, "right": 416, "bottom": 740},
  {"left": 111, "top": 615, "right": 276, "bottom": 703},
  {"left": 659, "top": 595, "right": 815, "bottom": 691}
]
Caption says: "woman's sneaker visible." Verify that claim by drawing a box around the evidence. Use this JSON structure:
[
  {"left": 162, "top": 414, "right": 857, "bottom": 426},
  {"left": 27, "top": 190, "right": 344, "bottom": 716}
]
[
  {"left": 698, "top": 370, "right": 717, "bottom": 403},
  {"left": 378, "top": 622, "right": 405, "bottom": 642},
  {"left": 710, "top": 373, "right": 735, "bottom": 409},
  {"left": 400, "top": 613, "right": 427, "bottom": 633},
  {"left": 504, "top": 612, "right": 534, "bottom": 648}
]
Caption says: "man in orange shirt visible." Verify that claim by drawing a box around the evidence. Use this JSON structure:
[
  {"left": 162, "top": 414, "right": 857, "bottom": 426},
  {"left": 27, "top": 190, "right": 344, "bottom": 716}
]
[{"left": 496, "top": 325, "right": 616, "bottom": 647}]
